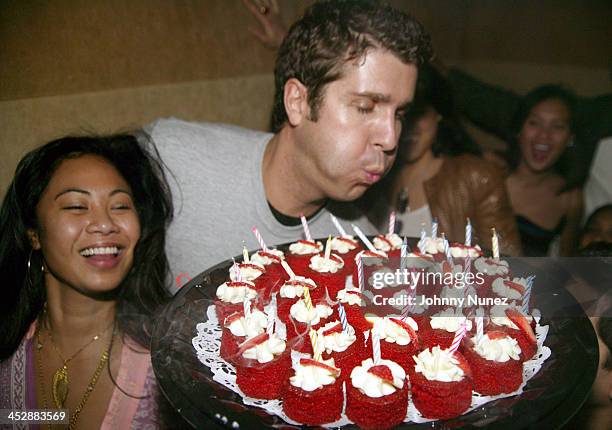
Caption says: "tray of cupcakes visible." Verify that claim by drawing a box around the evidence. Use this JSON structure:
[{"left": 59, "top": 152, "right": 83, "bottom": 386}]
[{"left": 186, "top": 215, "right": 569, "bottom": 429}]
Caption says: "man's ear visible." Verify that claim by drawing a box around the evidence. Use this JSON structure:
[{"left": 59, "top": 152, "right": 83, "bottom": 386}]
[
  {"left": 27, "top": 229, "right": 41, "bottom": 250},
  {"left": 283, "top": 78, "right": 310, "bottom": 127}
]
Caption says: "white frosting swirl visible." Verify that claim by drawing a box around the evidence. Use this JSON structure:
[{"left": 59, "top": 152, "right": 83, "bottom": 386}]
[
  {"left": 289, "top": 357, "right": 339, "bottom": 391},
  {"left": 279, "top": 277, "right": 316, "bottom": 299},
  {"left": 474, "top": 257, "right": 509, "bottom": 276},
  {"left": 309, "top": 254, "right": 344, "bottom": 273},
  {"left": 337, "top": 287, "right": 363, "bottom": 306},
  {"left": 418, "top": 237, "right": 445, "bottom": 255},
  {"left": 373, "top": 317, "right": 418, "bottom": 346},
  {"left": 492, "top": 277, "right": 525, "bottom": 301},
  {"left": 225, "top": 309, "right": 268, "bottom": 337},
  {"left": 289, "top": 240, "right": 323, "bottom": 255},
  {"left": 289, "top": 299, "right": 333, "bottom": 326},
  {"left": 250, "top": 249, "right": 284, "bottom": 266},
  {"left": 430, "top": 308, "right": 473, "bottom": 333},
  {"left": 216, "top": 281, "right": 257, "bottom": 304},
  {"left": 241, "top": 333, "right": 286, "bottom": 363},
  {"left": 350, "top": 358, "right": 405, "bottom": 398},
  {"left": 330, "top": 236, "right": 358, "bottom": 254},
  {"left": 373, "top": 233, "right": 403, "bottom": 252},
  {"left": 450, "top": 244, "right": 482, "bottom": 259},
  {"left": 472, "top": 333, "right": 521, "bottom": 362},
  {"left": 317, "top": 321, "right": 356, "bottom": 353},
  {"left": 413, "top": 346, "right": 465, "bottom": 382},
  {"left": 229, "top": 263, "right": 265, "bottom": 282}
]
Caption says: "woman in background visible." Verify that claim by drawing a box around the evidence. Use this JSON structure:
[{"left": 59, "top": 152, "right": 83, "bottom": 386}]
[
  {"left": 506, "top": 85, "right": 583, "bottom": 256},
  {"left": 363, "top": 65, "right": 522, "bottom": 255},
  {"left": 0, "top": 134, "right": 173, "bottom": 428}
]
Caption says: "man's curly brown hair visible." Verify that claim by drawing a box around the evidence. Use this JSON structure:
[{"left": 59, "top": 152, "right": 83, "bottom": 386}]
[{"left": 271, "top": 0, "right": 433, "bottom": 133}]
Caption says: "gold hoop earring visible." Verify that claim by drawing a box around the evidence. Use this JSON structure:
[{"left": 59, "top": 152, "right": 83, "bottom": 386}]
[{"left": 27, "top": 249, "right": 44, "bottom": 287}]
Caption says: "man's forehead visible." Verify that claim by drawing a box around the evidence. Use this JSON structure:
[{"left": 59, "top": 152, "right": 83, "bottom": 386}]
[{"left": 330, "top": 50, "right": 417, "bottom": 103}]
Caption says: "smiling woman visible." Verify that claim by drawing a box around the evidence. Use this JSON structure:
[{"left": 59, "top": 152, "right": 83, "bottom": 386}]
[{"left": 0, "top": 134, "right": 174, "bottom": 428}]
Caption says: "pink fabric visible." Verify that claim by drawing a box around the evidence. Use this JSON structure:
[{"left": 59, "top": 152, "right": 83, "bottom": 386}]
[
  {"left": 2, "top": 321, "right": 160, "bottom": 429},
  {"left": 102, "top": 338, "right": 154, "bottom": 429}
]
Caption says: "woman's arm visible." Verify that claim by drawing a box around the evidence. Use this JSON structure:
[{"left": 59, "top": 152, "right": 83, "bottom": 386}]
[{"left": 559, "top": 188, "right": 584, "bottom": 256}]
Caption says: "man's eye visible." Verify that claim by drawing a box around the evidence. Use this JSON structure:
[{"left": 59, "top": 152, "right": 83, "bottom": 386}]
[
  {"left": 357, "top": 106, "right": 374, "bottom": 114},
  {"left": 63, "top": 205, "right": 86, "bottom": 210},
  {"left": 112, "top": 204, "right": 131, "bottom": 210}
]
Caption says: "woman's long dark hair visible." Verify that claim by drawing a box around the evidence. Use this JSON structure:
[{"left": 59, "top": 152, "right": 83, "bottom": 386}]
[
  {"left": 0, "top": 133, "right": 173, "bottom": 359},
  {"left": 399, "top": 63, "right": 482, "bottom": 161}
]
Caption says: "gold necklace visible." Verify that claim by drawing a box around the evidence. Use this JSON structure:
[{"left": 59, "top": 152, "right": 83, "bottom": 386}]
[
  {"left": 39, "top": 310, "right": 113, "bottom": 409},
  {"left": 36, "top": 322, "right": 114, "bottom": 430}
]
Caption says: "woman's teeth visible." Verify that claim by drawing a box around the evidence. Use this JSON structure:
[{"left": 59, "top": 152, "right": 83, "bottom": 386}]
[{"left": 80, "top": 246, "right": 119, "bottom": 257}]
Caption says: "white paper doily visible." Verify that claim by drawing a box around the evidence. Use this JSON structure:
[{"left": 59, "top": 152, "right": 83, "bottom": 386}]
[{"left": 193, "top": 304, "right": 551, "bottom": 428}]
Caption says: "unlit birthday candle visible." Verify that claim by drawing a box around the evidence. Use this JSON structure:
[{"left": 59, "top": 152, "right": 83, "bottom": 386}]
[
  {"left": 357, "top": 253, "right": 365, "bottom": 291},
  {"left": 310, "top": 328, "right": 321, "bottom": 361},
  {"left": 267, "top": 294, "right": 277, "bottom": 335},
  {"left": 431, "top": 218, "right": 438, "bottom": 238},
  {"left": 476, "top": 308, "right": 484, "bottom": 340},
  {"left": 242, "top": 246, "right": 250, "bottom": 263},
  {"left": 330, "top": 214, "right": 348, "bottom": 237},
  {"left": 400, "top": 236, "right": 408, "bottom": 271},
  {"left": 522, "top": 275, "right": 535, "bottom": 314},
  {"left": 300, "top": 213, "right": 313, "bottom": 241},
  {"left": 351, "top": 224, "right": 376, "bottom": 252},
  {"left": 491, "top": 228, "right": 500, "bottom": 259},
  {"left": 388, "top": 211, "right": 396, "bottom": 235},
  {"left": 442, "top": 233, "right": 454, "bottom": 265},
  {"left": 232, "top": 258, "right": 242, "bottom": 282},
  {"left": 281, "top": 260, "right": 296, "bottom": 279},
  {"left": 449, "top": 320, "right": 467, "bottom": 353},
  {"left": 418, "top": 223, "right": 426, "bottom": 253},
  {"left": 372, "top": 327, "right": 381, "bottom": 364},
  {"left": 243, "top": 297, "right": 251, "bottom": 318},
  {"left": 465, "top": 218, "right": 472, "bottom": 247},
  {"left": 303, "top": 285, "right": 314, "bottom": 312},
  {"left": 338, "top": 303, "right": 349, "bottom": 334},
  {"left": 251, "top": 226, "right": 268, "bottom": 252},
  {"left": 324, "top": 235, "right": 332, "bottom": 261}
]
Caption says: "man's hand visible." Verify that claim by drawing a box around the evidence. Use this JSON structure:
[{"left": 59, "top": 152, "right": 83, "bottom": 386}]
[{"left": 242, "top": 0, "right": 287, "bottom": 49}]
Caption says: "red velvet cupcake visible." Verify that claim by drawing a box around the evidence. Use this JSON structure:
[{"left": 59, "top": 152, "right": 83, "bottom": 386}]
[
  {"left": 335, "top": 287, "right": 372, "bottom": 333},
  {"left": 463, "top": 331, "right": 524, "bottom": 395},
  {"left": 410, "top": 346, "right": 473, "bottom": 419},
  {"left": 276, "top": 276, "right": 318, "bottom": 321},
  {"left": 317, "top": 320, "right": 367, "bottom": 381},
  {"left": 373, "top": 316, "right": 420, "bottom": 372},
  {"left": 490, "top": 307, "right": 538, "bottom": 360},
  {"left": 346, "top": 358, "right": 408, "bottom": 430},
  {"left": 372, "top": 233, "right": 403, "bottom": 259},
  {"left": 351, "top": 249, "right": 388, "bottom": 291},
  {"left": 234, "top": 332, "right": 291, "bottom": 399},
  {"left": 283, "top": 357, "right": 343, "bottom": 425},
  {"left": 250, "top": 249, "right": 288, "bottom": 298},
  {"left": 329, "top": 235, "right": 362, "bottom": 273},
  {"left": 417, "top": 236, "right": 446, "bottom": 262},
  {"left": 303, "top": 252, "right": 346, "bottom": 299},
  {"left": 220, "top": 309, "right": 268, "bottom": 363},
  {"left": 214, "top": 280, "right": 258, "bottom": 323},
  {"left": 285, "top": 298, "right": 334, "bottom": 349},
  {"left": 420, "top": 308, "right": 473, "bottom": 351},
  {"left": 285, "top": 240, "right": 323, "bottom": 276},
  {"left": 473, "top": 257, "right": 510, "bottom": 297}
]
